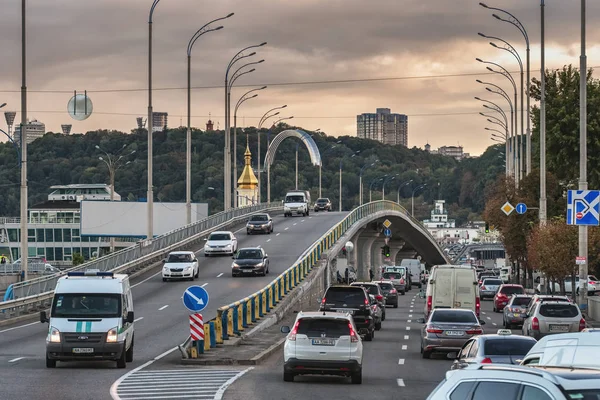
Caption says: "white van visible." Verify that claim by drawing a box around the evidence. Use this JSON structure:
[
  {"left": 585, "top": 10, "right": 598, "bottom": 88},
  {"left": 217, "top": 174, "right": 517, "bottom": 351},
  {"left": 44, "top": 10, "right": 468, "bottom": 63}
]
[
  {"left": 424, "top": 265, "right": 479, "bottom": 319},
  {"left": 41, "top": 271, "right": 135, "bottom": 369},
  {"left": 284, "top": 190, "right": 311, "bottom": 217},
  {"left": 400, "top": 259, "right": 423, "bottom": 289}
]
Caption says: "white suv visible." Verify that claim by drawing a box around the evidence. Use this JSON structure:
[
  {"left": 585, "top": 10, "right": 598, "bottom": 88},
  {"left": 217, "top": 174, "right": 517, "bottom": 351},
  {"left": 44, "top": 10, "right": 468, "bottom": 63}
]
[
  {"left": 162, "top": 251, "right": 199, "bottom": 281},
  {"left": 280, "top": 311, "right": 363, "bottom": 384}
]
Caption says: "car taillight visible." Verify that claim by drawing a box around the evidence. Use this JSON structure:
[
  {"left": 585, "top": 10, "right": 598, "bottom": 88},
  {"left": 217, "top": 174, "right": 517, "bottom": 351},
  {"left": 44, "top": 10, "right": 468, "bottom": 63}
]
[
  {"left": 590, "top": 281, "right": 596, "bottom": 285},
  {"left": 364, "top": 298, "right": 370, "bottom": 305},
  {"left": 466, "top": 328, "right": 483, "bottom": 335},
  {"left": 478, "top": 280, "right": 482, "bottom": 285},
  {"left": 426, "top": 327, "right": 443, "bottom": 333},
  {"left": 481, "top": 285, "right": 486, "bottom": 290},
  {"left": 427, "top": 296, "right": 432, "bottom": 314},
  {"left": 390, "top": 289, "right": 397, "bottom": 294},
  {"left": 481, "top": 357, "right": 492, "bottom": 363},
  {"left": 348, "top": 322, "right": 359, "bottom": 342},
  {"left": 400, "top": 278, "right": 405, "bottom": 284},
  {"left": 375, "top": 295, "right": 383, "bottom": 302},
  {"left": 580, "top": 318, "right": 586, "bottom": 331},
  {"left": 476, "top": 297, "right": 481, "bottom": 317},
  {"left": 288, "top": 320, "right": 301, "bottom": 341},
  {"left": 321, "top": 298, "right": 326, "bottom": 305},
  {"left": 532, "top": 317, "right": 540, "bottom": 330}
]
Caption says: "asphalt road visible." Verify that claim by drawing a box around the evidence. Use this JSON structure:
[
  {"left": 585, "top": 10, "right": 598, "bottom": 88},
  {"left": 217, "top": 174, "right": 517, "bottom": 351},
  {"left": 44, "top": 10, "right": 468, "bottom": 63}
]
[
  {"left": 0, "top": 212, "right": 347, "bottom": 400},
  {"left": 222, "top": 290, "right": 509, "bottom": 400}
]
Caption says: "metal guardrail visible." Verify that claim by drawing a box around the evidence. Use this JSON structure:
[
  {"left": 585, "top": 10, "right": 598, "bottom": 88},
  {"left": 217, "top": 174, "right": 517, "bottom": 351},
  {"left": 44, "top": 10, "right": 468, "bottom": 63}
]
[
  {"left": 182, "top": 200, "right": 446, "bottom": 355},
  {"left": 0, "top": 202, "right": 282, "bottom": 320},
  {"left": 0, "top": 263, "right": 56, "bottom": 275}
]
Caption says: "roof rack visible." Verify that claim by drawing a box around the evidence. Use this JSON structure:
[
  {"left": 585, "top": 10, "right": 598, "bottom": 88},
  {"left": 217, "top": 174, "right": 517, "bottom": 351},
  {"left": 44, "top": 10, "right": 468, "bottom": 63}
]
[
  {"left": 67, "top": 271, "right": 114, "bottom": 278},
  {"left": 479, "top": 365, "right": 549, "bottom": 379}
]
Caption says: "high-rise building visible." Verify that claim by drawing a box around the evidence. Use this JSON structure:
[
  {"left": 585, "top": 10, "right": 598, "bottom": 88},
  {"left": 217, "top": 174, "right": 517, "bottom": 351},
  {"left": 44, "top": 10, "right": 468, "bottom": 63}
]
[
  {"left": 4, "top": 111, "right": 16, "bottom": 140},
  {"left": 357, "top": 108, "right": 408, "bottom": 146},
  {"left": 438, "top": 145, "right": 464, "bottom": 160},
  {"left": 136, "top": 117, "right": 146, "bottom": 130},
  {"left": 14, "top": 119, "right": 46, "bottom": 145},
  {"left": 152, "top": 112, "right": 168, "bottom": 132}
]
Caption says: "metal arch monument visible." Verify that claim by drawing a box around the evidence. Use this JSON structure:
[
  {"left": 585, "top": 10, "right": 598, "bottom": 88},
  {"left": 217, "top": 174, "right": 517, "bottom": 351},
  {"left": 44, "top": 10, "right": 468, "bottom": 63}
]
[{"left": 264, "top": 129, "right": 322, "bottom": 168}]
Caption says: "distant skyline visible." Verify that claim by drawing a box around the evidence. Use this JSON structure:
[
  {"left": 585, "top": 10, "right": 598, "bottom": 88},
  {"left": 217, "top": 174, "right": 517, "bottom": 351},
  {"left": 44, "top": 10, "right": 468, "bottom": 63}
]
[{"left": 1, "top": 0, "right": 598, "bottom": 155}]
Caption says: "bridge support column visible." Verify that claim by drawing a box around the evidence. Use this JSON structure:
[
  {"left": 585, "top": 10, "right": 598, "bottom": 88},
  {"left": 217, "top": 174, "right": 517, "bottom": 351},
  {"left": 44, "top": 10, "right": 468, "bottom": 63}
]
[
  {"left": 358, "top": 234, "right": 379, "bottom": 281},
  {"left": 329, "top": 257, "right": 338, "bottom": 286}
]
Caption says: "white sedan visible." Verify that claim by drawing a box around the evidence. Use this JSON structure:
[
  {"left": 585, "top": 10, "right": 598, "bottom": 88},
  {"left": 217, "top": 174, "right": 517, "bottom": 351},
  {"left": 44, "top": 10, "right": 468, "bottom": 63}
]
[
  {"left": 162, "top": 251, "right": 199, "bottom": 281},
  {"left": 204, "top": 231, "right": 238, "bottom": 256}
]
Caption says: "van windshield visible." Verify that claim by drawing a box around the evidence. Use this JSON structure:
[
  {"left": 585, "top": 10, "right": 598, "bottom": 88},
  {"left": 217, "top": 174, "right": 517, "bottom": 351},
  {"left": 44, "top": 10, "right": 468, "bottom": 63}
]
[
  {"left": 285, "top": 195, "right": 305, "bottom": 203},
  {"left": 383, "top": 272, "right": 403, "bottom": 280},
  {"left": 51, "top": 293, "right": 121, "bottom": 318}
]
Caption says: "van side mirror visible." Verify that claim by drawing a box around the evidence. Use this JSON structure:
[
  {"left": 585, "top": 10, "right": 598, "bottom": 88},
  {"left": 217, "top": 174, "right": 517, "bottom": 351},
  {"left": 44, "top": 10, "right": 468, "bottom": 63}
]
[
  {"left": 479, "top": 319, "right": 486, "bottom": 325},
  {"left": 40, "top": 311, "right": 48, "bottom": 323},
  {"left": 126, "top": 311, "right": 134, "bottom": 324},
  {"left": 280, "top": 326, "right": 290, "bottom": 334}
]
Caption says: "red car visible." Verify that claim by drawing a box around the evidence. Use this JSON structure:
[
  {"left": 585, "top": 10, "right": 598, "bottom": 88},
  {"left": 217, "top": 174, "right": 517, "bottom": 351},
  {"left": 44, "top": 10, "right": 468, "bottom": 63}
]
[{"left": 493, "top": 284, "right": 525, "bottom": 312}]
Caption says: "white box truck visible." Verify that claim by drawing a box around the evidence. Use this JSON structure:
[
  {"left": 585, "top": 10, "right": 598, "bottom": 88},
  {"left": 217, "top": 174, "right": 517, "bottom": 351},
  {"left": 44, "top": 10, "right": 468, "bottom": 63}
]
[
  {"left": 284, "top": 190, "right": 311, "bottom": 217},
  {"left": 400, "top": 259, "right": 423, "bottom": 289},
  {"left": 424, "top": 265, "right": 480, "bottom": 319}
]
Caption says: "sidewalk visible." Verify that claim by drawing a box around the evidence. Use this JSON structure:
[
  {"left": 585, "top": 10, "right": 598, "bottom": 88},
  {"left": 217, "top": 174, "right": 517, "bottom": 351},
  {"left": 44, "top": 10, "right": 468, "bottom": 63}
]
[{"left": 181, "top": 313, "right": 297, "bottom": 366}]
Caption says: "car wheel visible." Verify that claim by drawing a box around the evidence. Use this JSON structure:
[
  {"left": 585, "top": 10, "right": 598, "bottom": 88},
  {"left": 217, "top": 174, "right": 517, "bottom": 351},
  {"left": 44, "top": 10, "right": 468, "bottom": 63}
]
[
  {"left": 401, "top": 290, "right": 405, "bottom": 295},
  {"left": 46, "top": 355, "right": 56, "bottom": 368},
  {"left": 268, "top": 230, "right": 271, "bottom": 235},
  {"left": 351, "top": 369, "right": 362, "bottom": 384},
  {"left": 364, "top": 330, "right": 373, "bottom": 341},
  {"left": 375, "top": 322, "right": 381, "bottom": 331},
  {"left": 204, "top": 253, "right": 209, "bottom": 257},
  {"left": 126, "top": 336, "right": 134, "bottom": 362},
  {"left": 195, "top": 268, "right": 199, "bottom": 278},
  {"left": 247, "top": 230, "right": 251, "bottom": 235},
  {"left": 315, "top": 209, "right": 318, "bottom": 212},
  {"left": 116, "top": 347, "right": 127, "bottom": 368},
  {"left": 422, "top": 350, "right": 432, "bottom": 359},
  {"left": 382, "top": 311, "right": 386, "bottom": 321},
  {"left": 266, "top": 266, "right": 270, "bottom": 274},
  {"left": 283, "top": 372, "right": 294, "bottom": 382},
  {"left": 306, "top": 210, "right": 309, "bottom": 216},
  {"left": 505, "top": 320, "right": 511, "bottom": 330},
  {"left": 232, "top": 273, "right": 237, "bottom": 277},
  {"left": 393, "top": 303, "right": 398, "bottom": 308},
  {"left": 162, "top": 278, "right": 167, "bottom": 282}
]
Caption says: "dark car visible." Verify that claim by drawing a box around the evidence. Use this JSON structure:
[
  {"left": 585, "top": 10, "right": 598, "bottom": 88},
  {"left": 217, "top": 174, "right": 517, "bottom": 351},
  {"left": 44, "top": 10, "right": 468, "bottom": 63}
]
[
  {"left": 351, "top": 282, "right": 386, "bottom": 324},
  {"left": 376, "top": 280, "right": 398, "bottom": 308},
  {"left": 231, "top": 247, "right": 270, "bottom": 277},
  {"left": 246, "top": 213, "right": 273, "bottom": 234},
  {"left": 314, "top": 198, "right": 332, "bottom": 212},
  {"left": 319, "top": 285, "right": 375, "bottom": 341}
]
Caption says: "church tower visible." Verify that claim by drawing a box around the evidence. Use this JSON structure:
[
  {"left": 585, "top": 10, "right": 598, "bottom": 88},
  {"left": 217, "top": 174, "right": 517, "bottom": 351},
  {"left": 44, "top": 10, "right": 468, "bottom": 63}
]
[{"left": 237, "top": 135, "right": 259, "bottom": 206}]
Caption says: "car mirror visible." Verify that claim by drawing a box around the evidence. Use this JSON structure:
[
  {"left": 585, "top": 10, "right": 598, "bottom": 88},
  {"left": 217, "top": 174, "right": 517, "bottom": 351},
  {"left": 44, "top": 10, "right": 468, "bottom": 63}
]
[
  {"left": 447, "top": 352, "right": 458, "bottom": 359},
  {"left": 479, "top": 319, "right": 486, "bottom": 325},
  {"left": 280, "top": 326, "right": 290, "bottom": 334},
  {"left": 126, "top": 311, "right": 135, "bottom": 324},
  {"left": 515, "top": 359, "right": 523, "bottom": 364},
  {"left": 232, "top": 256, "right": 236, "bottom": 259},
  {"left": 417, "top": 318, "right": 426, "bottom": 323},
  {"left": 193, "top": 259, "right": 198, "bottom": 263},
  {"left": 40, "top": 311, "right": 48, "bottom": 323}
]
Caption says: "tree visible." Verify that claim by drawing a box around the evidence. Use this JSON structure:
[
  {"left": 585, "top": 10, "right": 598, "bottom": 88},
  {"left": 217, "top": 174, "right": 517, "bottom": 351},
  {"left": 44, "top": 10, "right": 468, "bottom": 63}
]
[{"left": 72, "top": 253, "right": 85, "bottom": 266}]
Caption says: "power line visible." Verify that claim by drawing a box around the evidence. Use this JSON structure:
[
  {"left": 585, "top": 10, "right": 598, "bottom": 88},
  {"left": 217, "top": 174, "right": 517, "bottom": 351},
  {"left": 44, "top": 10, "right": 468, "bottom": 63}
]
[{"left": 0, "top": 65, "right": 594, "bottom": 94}]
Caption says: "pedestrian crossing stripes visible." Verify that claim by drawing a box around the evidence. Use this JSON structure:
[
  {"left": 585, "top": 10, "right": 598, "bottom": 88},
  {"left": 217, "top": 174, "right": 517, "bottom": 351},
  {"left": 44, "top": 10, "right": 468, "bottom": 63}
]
[{"left": 115, "top": 369, "right": 250, "bottom": 400}]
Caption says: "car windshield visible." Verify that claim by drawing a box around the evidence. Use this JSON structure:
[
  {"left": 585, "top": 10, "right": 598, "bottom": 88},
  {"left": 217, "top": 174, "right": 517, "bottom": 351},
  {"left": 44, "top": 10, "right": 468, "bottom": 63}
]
[
  {"left": 511, "top": 297, "right": 532, "bottom": 306},
  {"left": 500, "top": 286, "right": 525, "bottom": 295},
  {"left": 430, "top": 310, "right": 478, "bottom": 323},
  {"left": 296, "top": 318, "right": 350, "bottom": 338},
  {"left": 236, "top": 250, "right": 262, "bottom": 259},
  {"left": 324, "top": 288, "right": 366, "bottom": 307},
  {"left": 51, "top": 293, "right": 121, "bottom": 318},
  {"left": 317, "top": 199, "right": 328, "bottom": 203},
  {"left": 250, "top": 215, "right": 268, "bottom": 222},
  {"left": 209, "top": 233, "right": 230, "bottom": 241},
  {"left": 285, "top": 195, "right": 304, "bottom": 202},
  {"left": 383, "top": 272, "right": 404, "bottom": 280},
  {"left": 378, "top": 282, "right": 393, "bottom": 290},
  {"left": 565, "top": 390, "right": 600, "bottom": 399},
  {"left": 539, "top": 304, "right": 579, "bottom": 318},
  {"left": 354, "top": 284, "right": 378, "bottom": 295},
  {"left": 484, "top": 339, "right": 535, "bottom": 356},
  {"left": 483, "top": 279, "right": 502, "bottom": 286},
  {"left": 167, "top": 253, "right": 193, "bottom": 263},
  {"left": 589, "top": 276, "right": 599, "bottom": 281}
]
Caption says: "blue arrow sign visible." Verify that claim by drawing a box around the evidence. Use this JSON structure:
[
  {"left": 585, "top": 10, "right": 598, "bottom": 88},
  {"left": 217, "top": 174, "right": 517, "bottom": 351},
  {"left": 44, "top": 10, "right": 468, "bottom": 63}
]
[
  {"left": 516, "top": 203, "right": 527, "bottom": 215},
  {"left": 567, "top": 190, "right": 600, "bottom": 226},
  {"left": 182, "top": 286, "right": 210, "bottom": 313},
  {"left": 383, "top": 228, "right": 392, "bottom": 237}
]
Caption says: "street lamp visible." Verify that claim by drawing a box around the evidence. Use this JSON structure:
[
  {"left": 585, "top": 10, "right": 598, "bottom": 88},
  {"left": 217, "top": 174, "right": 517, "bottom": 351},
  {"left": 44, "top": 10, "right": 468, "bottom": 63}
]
[
  {"left": 257, "top": 105, "right": 286, "bottom": 203},
  {"left": 20, "top": 0, "right": 28, "bottom": 278},
  {"left": 338, "top": 151, "right": 360, "bottom": 211},
  {"left": 485, "top": 127, "right": 510, "bottom": 175},
  {"left": 397, "top": 179, "right": 413, "bottom": 204},
  {"left": 479, "top": 3, "right": 531, "bottom": 176},
  {"left": 476, "top": 97, "right": 510, "bottom": 175},
  {"left": 186, "top": 14, "right": 231, "bottom": 224},
  {"left": 359, "top": 160, "right": 378, "bottom": 205},
  {"left": 233, "top": 86, "right": 266, "bottom": 207},
  {"left": 369, "top": 175, "right": 387, "bottom": 203},
  {"left": 382, "top": 174, "right": 399, "bottom": 200},
  {"left": 224, "top": 43, "right": 267, "bottom": 211},
  {"left": 411, "top": 184, "right": 427, "bottom": 216},
  {"left": 266, "top": 116, "right": 294, "bottom": 203}
]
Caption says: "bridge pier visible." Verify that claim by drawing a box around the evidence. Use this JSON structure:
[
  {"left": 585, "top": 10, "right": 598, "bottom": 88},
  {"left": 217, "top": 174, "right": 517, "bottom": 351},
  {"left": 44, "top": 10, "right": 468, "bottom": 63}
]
[{"left": 358, "top": 233, "right": 379, "bottom": 281}]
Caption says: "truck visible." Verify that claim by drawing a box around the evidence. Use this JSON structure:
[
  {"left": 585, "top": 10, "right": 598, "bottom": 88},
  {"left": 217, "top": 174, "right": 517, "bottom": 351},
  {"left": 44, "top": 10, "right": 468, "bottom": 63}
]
[
  {"left": 400, "top": 259, "right": 423, "bottom": 289},
  {"left": 424, "top": 264, "right": 480, "bottom": 319},
  {"left": 284, "top": 190, "right": 311, "bottom": 217}
]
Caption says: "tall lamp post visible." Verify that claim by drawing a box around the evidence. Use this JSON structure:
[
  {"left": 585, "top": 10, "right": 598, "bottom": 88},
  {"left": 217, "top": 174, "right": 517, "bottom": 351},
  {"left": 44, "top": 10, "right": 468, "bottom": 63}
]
[
  {"left": 397, "top": 179, "right": 413, "bottom": 204},
  {"left": 338, "top": 151, "right": 360, "bottom": 211},
  {"left": 224, "top": 43, "right": 267, "bottom": 211},
  {"left": 578, "top": 0, "right": 588, "bottom": 307},
  {"left": 96, "top": 144, "right": 136, "bottom": 252},
  {"left": 479, "top": 3, "right": 531, "bottom": 176},
  {"left": 147, "top": 0, "right": 161, "bottom": 240},
  {"left": 411, "top": 184, "right": 427, "bottom": 216},
  {"left": 476, "top": 97, "right": 511, "bottom": 175},
  {"left": 20, "top": 0, "right": 28, "bottom": 278},
  {"left": 359, "top": 160, "right": 378, "bottom": 205},
  {"left": 318, "top": 141, "right": 342, "bottom": 198},
  {"left": 186, "top": 15, "right": 231, "bottom": 224},
  {"left": 369, "top": 175, "right": 387, "bottom": 203},
  {"left": 257, "top": 105, "right": 286, "bottom": 203},
  {"left": 233, "top": 86, "right": 266, "bottom": 207},
  {"left": 266, "top": 116, "right": 294, "bottom": 203},
  {"left": 382, "top": 174, "right": 399, "bottom": 200},
  {"left": 485, "top": 127, "right": 510, "bottom": 175}
]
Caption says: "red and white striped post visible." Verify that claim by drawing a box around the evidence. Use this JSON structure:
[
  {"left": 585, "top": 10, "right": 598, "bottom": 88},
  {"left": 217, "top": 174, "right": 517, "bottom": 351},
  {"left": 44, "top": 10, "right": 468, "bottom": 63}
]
[{"left": 190, "top": 313, "right": 205, "bottom": 354}]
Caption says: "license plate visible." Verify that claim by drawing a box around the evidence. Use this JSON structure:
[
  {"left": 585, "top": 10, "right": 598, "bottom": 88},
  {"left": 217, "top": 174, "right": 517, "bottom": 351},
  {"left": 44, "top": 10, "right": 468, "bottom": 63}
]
[
  {"left": 549, "top": 324, "right": 569, "bottom": 332},
  {"left": 312, "top": 338, "right": 335, "bottom": 346},
  {"left": 445, "top": 331, "right": 464, "bottom": 336},
  {"left": 72, "top": 348, "right": 94, "bottom": 354},
  {"left": 243, "top": 269, "right": 253, "bottom": 273},
  {"left": 335, "top": 309, "right": 354, "bottom": 315},
  {"left": 171, "top": 273, "right": 182, "bottom": 276}
]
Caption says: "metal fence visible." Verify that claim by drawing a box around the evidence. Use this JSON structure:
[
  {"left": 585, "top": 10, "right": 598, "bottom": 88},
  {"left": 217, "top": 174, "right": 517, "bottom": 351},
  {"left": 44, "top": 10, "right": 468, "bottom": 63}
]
[
  {"left": 0, "top": 263, "right": 55, "bottom": 275},
  {"left": 4, "top": 202, "right": 282, "bottom": 302}
]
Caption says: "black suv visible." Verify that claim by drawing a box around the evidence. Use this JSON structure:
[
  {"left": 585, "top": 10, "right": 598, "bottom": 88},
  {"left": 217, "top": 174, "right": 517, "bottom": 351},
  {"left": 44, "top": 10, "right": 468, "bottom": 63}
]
[
  {"left": 319, "top": 285, "right": 375, "bottom": 341},
  {"left": 351, "top": 282, "right": 386, "bottom": 322},
  {"left": 314, "top": 198, "right": 332, "bottom": 212},
  {"left": 374, "top": 280, "right": 398, "bottom": 308},
  {"left": 246, "top": 213, "right": 273, "bottom": 234}
]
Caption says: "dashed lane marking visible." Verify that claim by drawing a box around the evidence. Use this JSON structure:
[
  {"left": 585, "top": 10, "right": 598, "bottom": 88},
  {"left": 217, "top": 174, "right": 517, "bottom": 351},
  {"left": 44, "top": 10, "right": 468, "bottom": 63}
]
[
  {"left": 293, "top": 223, "right": 297, "bottom": 226},
  {"left": 201, "top": 283, "right": 209, "bottom": 287},
  {"left": 409, "top": 314, "right": 413, "bottom": 318},
  {"left": 8, "top": 357, "right": 24, "bottom": 363},
  {"left": 493, "top": 323, "right": 497, "bottom": 326},
  {"left": 217, "top": 273, "right": 224, "bottom": 278},
  {"left": 397, "top": 378, "right": 406, "bottom": 387},
  {"left": 407, "top": 320, "right": 412, "bottom": 323},
  {"left": 486, "top": 317, "right": 491, "bottom": 320},
  {"left": 406, "top": 327, "right": 410, "bottom": 331},
  {"left": 404, "top": 335, "right": 409, "bottom": 340},
  {"left": 134, "top": 317, "right": 144, "bottom": 322},
  {"left": 482, "top": 312, "right": 487, "bottom": 315},
  {"left": 276, "top": 233, "right": 281, "bottom": 236},
  {"left": 398, "top": 359, "right": 405, "bottom": 365},
  {"left": 266, "top": 239, "right": 271, "bottom": 242},
  {"left": 158, "top": 305, "right": 169, "bottom": 311},
  {"left": 285, "top": 227, "right": 290, "bottom": 230},
  {"left": 401, "top": 345, "right": 407, "bottom": 350}
]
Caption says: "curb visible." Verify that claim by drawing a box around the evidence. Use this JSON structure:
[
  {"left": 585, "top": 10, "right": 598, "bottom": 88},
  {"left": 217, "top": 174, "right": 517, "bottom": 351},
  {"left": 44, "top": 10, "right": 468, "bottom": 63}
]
[{"left": 180, "top": 337, "right": 285, "bottom": 366}]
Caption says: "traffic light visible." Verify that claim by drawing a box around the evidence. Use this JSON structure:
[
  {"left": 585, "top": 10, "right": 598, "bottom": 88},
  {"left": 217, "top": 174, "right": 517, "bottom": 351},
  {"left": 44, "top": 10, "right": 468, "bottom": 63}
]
[
  {"left": 485, "top": 222, "right": 490, "bottom": 233},
  {"left": 382, "top": 245, "right": 390, "bottom": 257}
]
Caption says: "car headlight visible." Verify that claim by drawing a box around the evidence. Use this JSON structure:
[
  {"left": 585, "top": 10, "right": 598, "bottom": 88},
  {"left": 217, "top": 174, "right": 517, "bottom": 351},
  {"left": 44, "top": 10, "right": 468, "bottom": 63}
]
[
  {"left": 49, "top": 326, "right": 61, "bottom": 343},
  {"left": 262, "top": 224, "right": 268, "bottom": 228},
  {"left": 106, "top": 327, "right": 118, "bottom": 343},
  {"left": 163, "top": 266, "right": 168, "bottom": 272},
  {"left": 255, "top": 263, "right": 264, "bottom": 268},
  {"left": 232, "top": 262, "right": 239, "bottom": 268},
  {"left": 185, "top": 266, "right": 193, "bottom": 271},
  {"left": 225, "top": 244, "right": 232, "bottom": 248}
]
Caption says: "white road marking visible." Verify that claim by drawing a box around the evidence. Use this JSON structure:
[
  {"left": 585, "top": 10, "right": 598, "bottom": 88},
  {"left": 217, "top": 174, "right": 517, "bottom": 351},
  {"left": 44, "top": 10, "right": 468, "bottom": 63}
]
[
  {"left": 131, "top": 271, "right": 162, "bottom": 288},
  {"left": 8, "top": 357, "right": 24, "bottom": 363},
  {"left": 301, "top": 219, "right": 305, "bottom": 222},
  {"left": 134, "top": 317, "right": 144, "bottom": 322},
  {"left": 217, "top": 273, "right": 224, "bottom": 278},
  {"left": 398, "top": 359, "right": 405, "bottom": 365},
  {"left": 406, "top": 327, "right": 410, "bottom": 331},
  {"left": 482, "top": 312, "right": 487, "bottom": 315},
  {"left": 486, "top": 317, "right": 491, "bottom": 320},
  {"left": 276, "top": 233, "right": 281, "bottom": 236},
  {"left": 401, "top": 345, "right": 407, "bottom": 350},
  {"left": 285, "top": 227, "right": 289, "bottom": 230},
  {"left": 201, "top": 283, "right": 209, "bottom": 287},
  {"left": 158, "top": 305, "right": 169, "bottom": 311},
  {"left": 0, "top": 321, "right": 38, "bottom": 334},
  {"left": 397, "top": 378, "right": 406, "bottom": 387},
  {"left": 409, "top": 314, "right": 413, "bottom": 318},
  {"left": 404, "top": 335, "right": 409, "bottom": 340},
  {"left": 266, "top": 239, "right": 271, "bottom": 242},
  {"left": 492, "top": 323, "right": 497, "bottom": 326},
  {"left": 407, "top": 320, "right": 412, "bottom": 323},
  {"left": 309, "top": 217, "right": 312, "bottom": 219},
  {"left": 293, "top": 223, "right": 297, "bottom": 226}
]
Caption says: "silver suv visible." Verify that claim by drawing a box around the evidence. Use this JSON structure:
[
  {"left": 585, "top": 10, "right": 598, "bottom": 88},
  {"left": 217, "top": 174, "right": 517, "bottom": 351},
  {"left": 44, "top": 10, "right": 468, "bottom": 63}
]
[{"left": 522, "top": 301, "right": 585, "bottom": 340}]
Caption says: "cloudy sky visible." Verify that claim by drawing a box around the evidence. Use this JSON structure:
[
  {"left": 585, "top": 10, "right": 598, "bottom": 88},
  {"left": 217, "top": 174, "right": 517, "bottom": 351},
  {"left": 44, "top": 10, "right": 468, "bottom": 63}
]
[{"left": 0, "top": 0, "right": 598, "bottom": 155}]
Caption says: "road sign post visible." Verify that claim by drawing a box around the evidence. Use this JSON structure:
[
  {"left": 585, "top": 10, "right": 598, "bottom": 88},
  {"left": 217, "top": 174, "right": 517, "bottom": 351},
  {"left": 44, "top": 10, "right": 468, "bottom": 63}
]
[
  {"left": 190, "top": 313, "right": 205, "bottom": 355},
  {"left": 383, "top": 228, "right": 392, "bottom": 237},
  {"left": 183, "top": 285, "right": 210, "bottom": 313},
  {"left": 501, "top": 202, "right": 515, "bottom": 216},
  {"left": 567, "top": 190, "right": 600, "bottom": 226},
  {"left": 516, "top": 203, "right": 528, "bottom": 214}
]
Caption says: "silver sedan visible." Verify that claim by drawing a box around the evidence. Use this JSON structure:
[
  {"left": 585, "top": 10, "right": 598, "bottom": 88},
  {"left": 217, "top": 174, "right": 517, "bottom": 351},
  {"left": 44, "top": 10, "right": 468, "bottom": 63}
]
[{"left": 419, "top": 309, "right": 485, "bottom": 359}]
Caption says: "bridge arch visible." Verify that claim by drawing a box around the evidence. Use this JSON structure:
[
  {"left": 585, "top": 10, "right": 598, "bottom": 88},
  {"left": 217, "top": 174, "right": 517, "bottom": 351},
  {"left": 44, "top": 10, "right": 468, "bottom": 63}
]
[{"left": 264, "top": 129, "right": 322, "bottom": 167}]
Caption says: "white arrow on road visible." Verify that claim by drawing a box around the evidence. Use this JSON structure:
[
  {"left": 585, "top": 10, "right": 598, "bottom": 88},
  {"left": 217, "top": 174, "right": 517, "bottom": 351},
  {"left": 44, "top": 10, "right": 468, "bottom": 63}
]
[{"left": 185, "top": 289, "right": 205, "bottom": 305}]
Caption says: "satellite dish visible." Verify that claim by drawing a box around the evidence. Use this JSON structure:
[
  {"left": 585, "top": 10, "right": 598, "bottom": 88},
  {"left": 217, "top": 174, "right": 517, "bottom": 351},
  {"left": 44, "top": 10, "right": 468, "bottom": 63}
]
[{"left": 68, "top": 92, "right": 93, "bottom": 121}]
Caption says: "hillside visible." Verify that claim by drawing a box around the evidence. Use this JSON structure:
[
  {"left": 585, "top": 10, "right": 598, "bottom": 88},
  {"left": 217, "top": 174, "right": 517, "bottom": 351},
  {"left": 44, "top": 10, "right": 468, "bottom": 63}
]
[{"left": 0, "top": 125, "right": 504, "bottom": 224}]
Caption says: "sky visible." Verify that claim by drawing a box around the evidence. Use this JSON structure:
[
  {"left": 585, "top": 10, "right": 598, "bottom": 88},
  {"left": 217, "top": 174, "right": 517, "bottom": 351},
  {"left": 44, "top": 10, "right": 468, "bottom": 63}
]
[{"left": 0, "top": 0, "right": 599, "bottom": 156}]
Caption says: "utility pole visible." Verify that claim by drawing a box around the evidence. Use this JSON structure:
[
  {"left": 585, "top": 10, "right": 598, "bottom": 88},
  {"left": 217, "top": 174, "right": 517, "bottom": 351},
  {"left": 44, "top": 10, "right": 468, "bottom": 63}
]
[
  {"left": 539, "top": 0, "right": 547, "bottom": 225},
  {"left": 20, "top": 0, "right": 28, "bottom": 280}
]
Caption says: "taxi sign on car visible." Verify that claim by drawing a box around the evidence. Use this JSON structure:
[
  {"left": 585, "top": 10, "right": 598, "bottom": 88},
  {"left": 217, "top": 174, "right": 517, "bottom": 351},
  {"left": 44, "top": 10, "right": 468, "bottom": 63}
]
[{"left": 497, "top": 329, "right": 512, "bottom": 335}]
